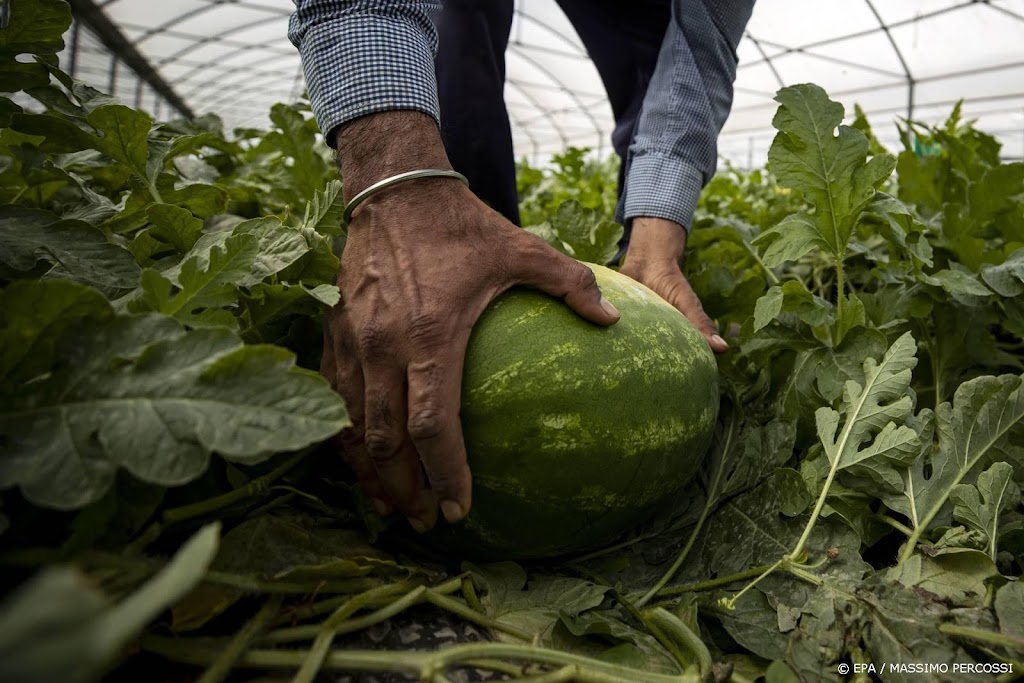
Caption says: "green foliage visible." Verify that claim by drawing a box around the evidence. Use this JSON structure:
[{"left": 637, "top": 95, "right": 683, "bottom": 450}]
[
  {"left": 1, "top": 10, "right": 1022, "bottom": 681},
  {"left": 523, "top": 199, "right": 623, "bottom": 264},
  {"left": 0, "top": 524, "right": 219, "bottom": 683},
  {"left": 0, "top": 285, "right": 346, "bottom": 510},
  {"left": 517, "top": 147, "right": 619, "bottom": 229},
  {"left": 0, "top": 30, "right": 350, "bottom": 516}
]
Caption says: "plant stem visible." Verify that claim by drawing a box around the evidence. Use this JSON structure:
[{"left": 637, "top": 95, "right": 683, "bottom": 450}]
[
  {"left": 423, "top": 589, "right": 533, "bottom": 641},
  {"left": 720, "top": 558, "right": 784, "bottom": 610},
  {"left": 636, "top": 408, "right": 738, "bottom": 608},
  {"left": 741, "top": 240, "right": 781, "bottom": 286},
  {"left": 263, "top": 585, "right": 428, "bottom": 644},
  {"left": 655, "top": 564, "right": 777, "bottom": 597},
  {"left": 131, "top": 451, "right": 308, "bottom": 551},
  {"left": 202, "top": 570, "right": 382, "bottom": 595},
  {"left": 146, "top": 179, "right": 164, "bottom": 204},
  {"left": 874, "top": 514, "right": 913, "bottom": 537},
  {"left": 462, "top": 576, "right": 483, "bottom": 613},
  {"left": 644, "top": 616, "right": 692, "bottom": 673},
  {"left": 790, "top": 447, "right": 842, "bottom": 562},
  {"left": 269, "top": 577, "right": 459, "bottom": 627},
  {"left": 643, "top": 607, "right": 711, "bottom": 676},
  {"left": 785, "top": 565, "right": 824, "bottom": 587},
  {"left": 518, "top": 665, "right": 578, "bottom": 683},
  {"left": 142, "top": 636, "right": 700, "bottom": 683},
  {"left": 636, "top": 504, "right": 711, "bottom": 608},
  {"left": 292, "top": 583, "right": 407, "bottom": 683},
  {"left": 197, "top": 595, "right": 281, "bottom": 683},
  {"left": 169, "top": 453, "right": 308, "bottom": 524},
  {"left": 939, "top": 624, "right": 1024, "bottom": 652},
  {"left": 835, "top": 256, "right": 846, "bottom": 322}
]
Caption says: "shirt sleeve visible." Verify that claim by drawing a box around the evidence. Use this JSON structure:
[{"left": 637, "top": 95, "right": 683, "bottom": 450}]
[
  {"left": 617, "top": 0, "right": 755, "bottom": 230},
  {"left": 288, "top": 0, "right": 442, "bottom": 146}
]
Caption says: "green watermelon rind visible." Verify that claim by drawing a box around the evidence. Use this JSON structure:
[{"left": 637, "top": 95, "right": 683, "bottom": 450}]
[{"left": 436, "top": 263, "right": 719, "bottom": 559}]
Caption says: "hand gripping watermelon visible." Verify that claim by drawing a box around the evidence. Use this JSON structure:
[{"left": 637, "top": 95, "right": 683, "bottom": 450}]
[{"left": 434, "top": 263, "right": 719, "bottom": 559}]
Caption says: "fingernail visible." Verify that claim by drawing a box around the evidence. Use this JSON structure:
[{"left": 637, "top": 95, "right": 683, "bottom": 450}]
[
  {"left": 440, "top": 500, "right": 464, "bottom": 523},
  {"left": 711, "top": 334, "right": 729, "bottom": 350},
  {"left": 371, "top": 498, "right": 392, "bottom": 516},
  {"left": 407, "top": 517, "right": 429, "bottom": 534},
  {"left": 600, "top": 296, "right": 619, "bottom": 318}
]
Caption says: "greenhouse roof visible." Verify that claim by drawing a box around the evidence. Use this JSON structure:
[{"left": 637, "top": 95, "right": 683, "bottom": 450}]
[{"left": 63, "top": 0, "right": 1024, "bottom": 163}]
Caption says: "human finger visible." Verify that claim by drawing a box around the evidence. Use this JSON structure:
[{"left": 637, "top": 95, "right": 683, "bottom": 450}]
[
  {"left": 509, "top": 234, "right": 620, "bottom": 326},
  {"left": 362, "top": 362, "right": 438, "bottom": 532},
  {"left": 662, "top": 272, "right": 729, "bottom": 353},
  {"left": 406, "top": 340, "right": 473, "bottom": 524}
]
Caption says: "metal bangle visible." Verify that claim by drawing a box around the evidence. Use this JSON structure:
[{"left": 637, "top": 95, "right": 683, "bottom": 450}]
[{"left": 342, "top": 169, "right": 469, "bottom": 223}]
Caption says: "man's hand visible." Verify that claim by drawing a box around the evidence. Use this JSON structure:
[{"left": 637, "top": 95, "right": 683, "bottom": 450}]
[
  {"left": 322, "top": 111, "right": 620, "bottom": 533},
  {"left": 620, "top": 217, "right": 728, "bottom": 353}
]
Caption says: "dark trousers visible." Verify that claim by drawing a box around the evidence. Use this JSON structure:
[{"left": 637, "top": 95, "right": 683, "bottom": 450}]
[{"left": 435, "top": 0, "right": 671, "bottom": 227}]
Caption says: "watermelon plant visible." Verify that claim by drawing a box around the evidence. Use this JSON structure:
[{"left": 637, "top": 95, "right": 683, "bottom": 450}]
[{"left": 1, "top": 1, "right": 1023, "bottom": 681}]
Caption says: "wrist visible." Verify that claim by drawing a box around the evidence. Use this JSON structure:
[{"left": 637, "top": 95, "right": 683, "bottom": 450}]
[
  {"left": 627, "top": 217, "right": 688, "bottom": 265},
  {"left": 335, "top": 110, "right": 452, "bottom": 201}
]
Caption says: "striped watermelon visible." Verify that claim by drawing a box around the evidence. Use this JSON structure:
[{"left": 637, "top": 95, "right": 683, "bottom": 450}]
[{"left": 437, "top": 263, "right": 719, "bottom": 559}]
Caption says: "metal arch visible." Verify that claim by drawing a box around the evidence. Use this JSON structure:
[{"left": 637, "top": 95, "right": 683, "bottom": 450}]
[
  {"left": 863, "top": 0, "right": 916, "bottom": 121},
  {"left": 507, "top": 76, "right": 604, "bottom": 101},
  {"left": 748, "top": 37, "right": 906, "bottom": 80},
  {"left": 192, "top": 71, "right": 298, "bottom": 114},
  {"left": 212, "top": 0, "right": 289, "bottom": 17},
  {"left": 506, "top": 107, "right": 542, "bottom": 162},
  {"left": 151, "top": 15, "right": 288, "bottom": 83},
  {"left": 744, "top": 31, "right": 786, "bottom": 90},
  {"left": 740, "top": 2, "right": 974, "bottom": 68},
  {"left": 983, "top": 1, "right": 1024, "bottom": 24},
  {"left": 175, "top": 49, "right": 295, "bottom": 100},
  {"left": 507, "top": 43, "right": 604, "bottom": 155},
  {"left": 125, "top": 0, "right": 291, "bottom": 48},
  {"left": 514, "top": 94, "right": 609, "bottom": 127},
  {"left": 127, "top": 3, "right": 220, "bottom": 48},
  {"left": 114, "top": 21, "right": 295, "bottom": 57},
  {"left": 506, "top": 77, "right": 569, "bottom": 149},
  {"left": 512, "top": 6, "right": 587, "bottom": 55},
  {"left": 511, "top": 3, "right": 609, "bottom": 153},
  {"left": 288, "top": 62, "right": 304, "bottom": 102},
  {"left": 162, "top": 57, "right": 295, "bottom": 94},
  {"left": 66, "top": 0, "right": 194, "bottom": 117},
  {"left": 68, "top": 19, "right": 80, "bottom": 77}
]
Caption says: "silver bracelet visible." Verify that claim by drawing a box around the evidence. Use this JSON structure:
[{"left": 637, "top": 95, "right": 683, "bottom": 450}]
[{"left": 342, "top": 169, "right": 470, "bottom": 223}]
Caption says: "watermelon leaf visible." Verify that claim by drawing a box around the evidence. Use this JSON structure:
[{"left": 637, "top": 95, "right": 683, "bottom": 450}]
[
  {"left": 0, "top": 206, "right": 140, "bottom": 292},
  {"left": 765, "top": 84, "right": 895, "bottom": 259},
  {"left": 0, "top": 286, "right": 348, "bottom": 510},
  {"left": 949, "top": 462, "right": 1021, "bottom": 562},
  {"left": 525, "top": 199, "right": 623, "bottom": 265},
  {"left": 0, "top": 524, "right": 219, "bottom": 683},
  {"left": 893, "top": 374, "right": 1024, "bottom": 561}
]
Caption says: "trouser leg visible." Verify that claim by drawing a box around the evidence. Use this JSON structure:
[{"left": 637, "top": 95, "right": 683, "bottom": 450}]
[
  {"left": 435, "top": 0, "right": 520, "bottom": 225},
  {"left": 555, "top": 0, "right": 670, "bottom": 255}
]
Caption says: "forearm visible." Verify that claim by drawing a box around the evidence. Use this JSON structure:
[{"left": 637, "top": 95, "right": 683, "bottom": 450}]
[
  {"left": 336, "top": 111, "right": 452, "bottom": 200},
  {"left": 619, "top": 0, "right": 754, "bottom": 230}
]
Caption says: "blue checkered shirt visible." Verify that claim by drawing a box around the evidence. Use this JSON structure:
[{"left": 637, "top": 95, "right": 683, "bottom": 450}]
[{"left": 288, "top": 0, "right": 753, "bottom": 230}]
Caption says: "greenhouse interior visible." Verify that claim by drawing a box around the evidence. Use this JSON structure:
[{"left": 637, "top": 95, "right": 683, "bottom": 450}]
[
  {"left": 58, "top": 0, "right": 1024, "bottom": 162},
  {"left": 1, "top": 1, "right": 1024, "bottom": 682}
]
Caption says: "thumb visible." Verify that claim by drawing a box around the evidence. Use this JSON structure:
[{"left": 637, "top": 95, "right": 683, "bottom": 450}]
[
  {"left": 670, "top": 278, "right": 729, "bottom": 353},
  {"left": 510, "top": 236, "right": 620, "bottom": 326}
]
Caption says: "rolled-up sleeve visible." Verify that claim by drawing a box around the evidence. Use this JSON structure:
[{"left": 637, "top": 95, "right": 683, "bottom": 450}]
[
  {"left": 618, "top": 0, "right": 754, "bottom": 230},
  {"left": 288, "top": 1, "right": 442, "bottom": 145}
]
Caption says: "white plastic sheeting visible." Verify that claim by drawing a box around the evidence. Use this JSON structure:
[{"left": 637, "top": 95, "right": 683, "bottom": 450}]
[{"left": 65, "top": 0, "right": 1024, "bottom": 164}]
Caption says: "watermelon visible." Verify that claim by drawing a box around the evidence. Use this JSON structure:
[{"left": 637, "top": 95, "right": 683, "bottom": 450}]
[{"left": 437, "top": 263, "right": 719, "bottom": 559}]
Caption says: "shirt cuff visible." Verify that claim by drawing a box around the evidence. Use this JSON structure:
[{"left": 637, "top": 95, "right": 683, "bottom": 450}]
[
  {"left": 618, "top": 152, "right": 705, "bottom": 231},
  {"left": 294, "top": 14, "right": 440, "bottom": 147}
]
